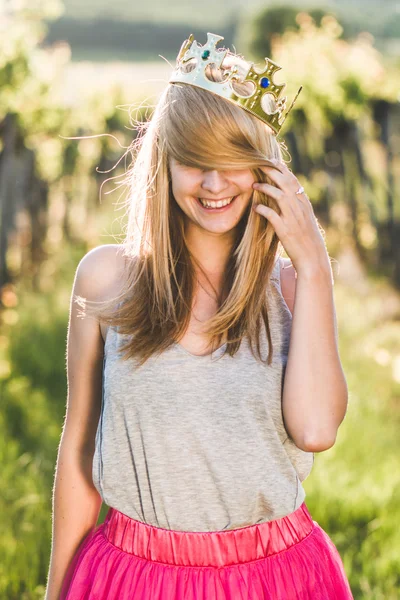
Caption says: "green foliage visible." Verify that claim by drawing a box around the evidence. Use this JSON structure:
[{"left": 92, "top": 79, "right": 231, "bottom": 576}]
[
  {"left": 248, "top": 3, "right": 399, "bottom": 61},
  {"left": 0, "top": 0, "right": 64, "bottom": 120},
  {"left": 1, "top": 366, "right": 59, "bottom": 598},
  {"left": 0, "top": 243, "right": 88, "bottom": 599},
  {"left": 0, "top": 2, "right": 136, "bottom": 193},
  {"left": 249, "top": 11, "right": 397, "bottom": 129},
  {"left": 0, "top": 425, "right": 51, "bottom": 600},
  {"left": 249, "top": 5, "right": 339, "bottom": 58}
]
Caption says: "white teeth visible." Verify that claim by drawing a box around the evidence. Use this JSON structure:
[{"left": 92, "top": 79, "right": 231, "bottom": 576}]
[{"left": 199, "top": 197, "right": 235, "bottom": 208}]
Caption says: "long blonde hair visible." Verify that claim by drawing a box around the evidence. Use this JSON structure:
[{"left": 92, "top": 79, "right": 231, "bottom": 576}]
[{"left": 76, "top": 51, "right": 289, "bottom": 367}]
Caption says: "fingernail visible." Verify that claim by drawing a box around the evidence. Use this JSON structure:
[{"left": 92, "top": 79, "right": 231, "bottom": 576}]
[{"left": 253, "top": 183, "right": 260, "bottom": 188}]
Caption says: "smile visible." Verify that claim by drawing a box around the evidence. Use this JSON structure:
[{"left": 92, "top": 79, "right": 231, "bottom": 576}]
[{"left": 196, "top": 196, "right": 238, "bottom": 210}]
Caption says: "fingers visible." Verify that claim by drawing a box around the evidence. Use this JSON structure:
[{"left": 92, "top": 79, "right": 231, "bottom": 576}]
[
  {"left": 256, "top": 161, "right": 311, "bottom": 214},
  {"left": 259, "top": 162, "right": 287, "bottom": 189},
  {"left": 252, "top": 182, "right": 294, "bottom": 219},
  {"left": 259, "top": 160, "right": 301, "bottom": 196},
  {"left": 253, "top": 201, "right": 282, "bottom": 231},
  {"left": 252, "top": 181, "right": 281, "bottom": 198}
]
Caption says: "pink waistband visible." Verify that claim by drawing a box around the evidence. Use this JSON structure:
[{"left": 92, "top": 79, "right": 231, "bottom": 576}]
[{"left": 102, "top": 502, "right": 315, "bottom": 568}]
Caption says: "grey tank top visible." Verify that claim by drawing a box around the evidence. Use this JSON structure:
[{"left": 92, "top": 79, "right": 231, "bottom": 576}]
[{"left": 92, "top": 256, "right": 314, "bottom": 532}]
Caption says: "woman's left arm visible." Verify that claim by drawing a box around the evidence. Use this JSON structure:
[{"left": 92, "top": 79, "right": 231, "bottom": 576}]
[
  {"left": 252, "top": 159, "right": 348, "bottom": 453},
  {"left": 281, "top": 259, "right": 348, "bottom": 453}
]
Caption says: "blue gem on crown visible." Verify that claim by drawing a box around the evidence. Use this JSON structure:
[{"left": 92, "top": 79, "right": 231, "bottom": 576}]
[
  {"left": 260, "top": 77, "right": 270, "bottom": 89},
  {"left": 202, "top": 50, "right": 210, "bottom": 60}
]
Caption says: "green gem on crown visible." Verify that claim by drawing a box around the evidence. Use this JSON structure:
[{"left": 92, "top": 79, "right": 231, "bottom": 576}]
[{"left": 201, "top": 50, "right": 211, "bottom": 60}]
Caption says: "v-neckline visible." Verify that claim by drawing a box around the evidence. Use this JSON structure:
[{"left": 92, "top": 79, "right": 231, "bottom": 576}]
[
  {"left": 171, "top": 257, "right": 281, "bottom": 360},
  {"left": 172, "top": 340, "right": 227, "bottom": 360}
]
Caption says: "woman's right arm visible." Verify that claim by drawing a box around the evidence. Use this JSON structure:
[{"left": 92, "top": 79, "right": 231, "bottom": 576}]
[{"left": 44, "top": 244, "right": 125, "bottom": 600}]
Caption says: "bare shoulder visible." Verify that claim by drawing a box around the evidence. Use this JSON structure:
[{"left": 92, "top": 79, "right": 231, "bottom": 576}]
[
  {"left": 76, "top": 243, "right": 127, "bottom": 302},
  {"left": 279, "top": 257, "right": 296, "bottom": 315},
  {"left": 74, "top": 244, "right": 128, "bottom": 344}
]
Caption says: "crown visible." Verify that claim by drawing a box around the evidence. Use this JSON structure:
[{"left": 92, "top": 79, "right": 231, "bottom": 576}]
[{"left": 168, "top": 32, "right": 302, "bottom": 137}]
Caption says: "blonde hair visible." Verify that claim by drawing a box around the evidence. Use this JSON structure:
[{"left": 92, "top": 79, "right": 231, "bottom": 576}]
[{"left": 77, "top": 50, "right": 289, "bottom": 367}]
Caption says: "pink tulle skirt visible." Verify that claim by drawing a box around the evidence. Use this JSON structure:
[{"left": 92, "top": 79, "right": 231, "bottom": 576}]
[{"left": 59, "top": 501, "right": 353, "bottom": 599}]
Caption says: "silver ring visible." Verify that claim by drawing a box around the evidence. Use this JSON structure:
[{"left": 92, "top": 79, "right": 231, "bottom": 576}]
[{"left": 295, "top": 186, "right": 305, "bottom": 195}]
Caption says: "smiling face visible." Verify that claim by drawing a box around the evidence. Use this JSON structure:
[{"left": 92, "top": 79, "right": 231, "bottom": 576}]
[{"left": 169, "top": 158, "right": 255, "bottom": 238}]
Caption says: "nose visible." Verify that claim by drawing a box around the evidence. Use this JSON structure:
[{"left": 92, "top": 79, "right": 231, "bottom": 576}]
[{"left": 201, "top": 170, "right": 230, "bottom": 197}]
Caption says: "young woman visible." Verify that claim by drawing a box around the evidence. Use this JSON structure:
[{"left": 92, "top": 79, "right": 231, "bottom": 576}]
[{"left": 45, "top": 33, "right": 353, "bottom": 600}]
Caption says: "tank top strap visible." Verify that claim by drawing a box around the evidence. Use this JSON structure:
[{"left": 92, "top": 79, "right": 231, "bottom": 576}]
[
  {"left": 104, "top": 324, "right": 117, "bottom": 350},
  {"left": 104, "top": 300, "right": 124, "bottom": 353},
  {"left": 271, "top": 255, "right": 282, "bottom": 283},
  {"left": 269, "top": 256, "right": 293, "bottom": 321}
]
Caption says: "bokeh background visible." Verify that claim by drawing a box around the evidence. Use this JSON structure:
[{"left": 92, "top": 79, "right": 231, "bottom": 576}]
[{"left": 1, "top": 0, "right": 400, "bottom": 598}]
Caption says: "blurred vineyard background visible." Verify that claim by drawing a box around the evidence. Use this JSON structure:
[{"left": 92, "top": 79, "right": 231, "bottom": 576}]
[{"left": 1, "top": 0, "right": 400, "bottom": 598}]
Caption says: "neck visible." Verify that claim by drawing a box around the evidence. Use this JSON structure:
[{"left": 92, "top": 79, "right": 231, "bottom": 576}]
[{"left": 185, "top": 224, "right": 236, "bottom": 281}]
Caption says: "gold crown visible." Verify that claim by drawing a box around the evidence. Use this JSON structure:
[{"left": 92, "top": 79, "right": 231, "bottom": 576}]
[{"left": 169, "top": 32, "right": 302, "bottom": 137}]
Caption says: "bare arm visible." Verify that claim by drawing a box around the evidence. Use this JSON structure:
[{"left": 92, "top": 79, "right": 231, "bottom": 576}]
[
  {"left": 280, "top": 257, "right": 348, "bottom": 453},
  {"left": 44, "top": 244, "right": 125, "bottom": 600}
]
